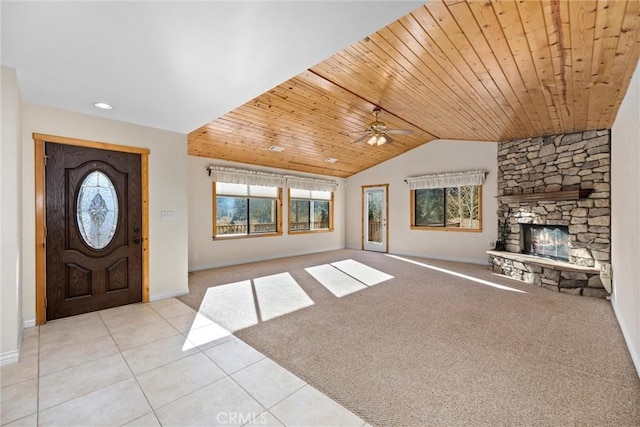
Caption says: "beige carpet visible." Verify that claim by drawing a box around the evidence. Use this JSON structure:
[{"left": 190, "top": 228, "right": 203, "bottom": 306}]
[{"left": 180, "top": 249, "right": 640, "bottom": 426}]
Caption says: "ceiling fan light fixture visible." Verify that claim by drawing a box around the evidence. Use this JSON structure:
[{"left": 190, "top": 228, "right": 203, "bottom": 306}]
[{"left": 353, "top": 108, "right": 411, "bottom": 146}]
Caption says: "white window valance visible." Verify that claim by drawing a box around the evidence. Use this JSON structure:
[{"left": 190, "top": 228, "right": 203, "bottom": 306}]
[
  {"left": 405, "top": 169, "right": 488, "bottom": 190},
  {"left": 285, "top": 175, "right": 338, "bottom": 192},
  {"left": 207, "top": 165, "right": 337, "bottom": 191},
  {"left": 207, "top": 166, "right": 286, "bottom": 187}
]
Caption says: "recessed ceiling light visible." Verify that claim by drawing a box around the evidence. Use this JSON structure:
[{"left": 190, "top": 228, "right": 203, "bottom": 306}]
[
  {"left": 325, "top": 157, "right": 338, "bottom": 163},
  {"left": 93, "top": 102, "right": 113, "bottom": 110},
  {"left": 268, "top": 145, "right": 285, "bottom": 152}
]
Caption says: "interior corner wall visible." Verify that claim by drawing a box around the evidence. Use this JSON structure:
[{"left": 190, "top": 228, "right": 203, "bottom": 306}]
[
  {"left": 345, "top": 139, "right": 498, "bottom": 264},
  {"left": 21, "top": 104, "right": 190, "bottom": 322},
  {"left": 187, "top": 156, "right": 346, "bottom": 270},
  {"left": 1, "top": 66, "right": 24, "bottom": 363},
  {"left": 611, "top": 59, "right": 640, "bottom": 377}
]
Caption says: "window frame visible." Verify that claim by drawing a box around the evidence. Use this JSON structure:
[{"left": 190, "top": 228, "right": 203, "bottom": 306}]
[
  {"left": 212, "top": 182, "right": 283, "bottom": 239},
  {"left": 288, "top": 189, "right": 334, "bottom": 234},
  {"left": 410, "top": 185, "right": 482, "bottom": 232}
]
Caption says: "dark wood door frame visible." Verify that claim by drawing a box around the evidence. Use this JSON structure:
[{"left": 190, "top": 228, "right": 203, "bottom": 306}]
[{"left": 34, "top": 133, "right": 150, "bottom": 325}]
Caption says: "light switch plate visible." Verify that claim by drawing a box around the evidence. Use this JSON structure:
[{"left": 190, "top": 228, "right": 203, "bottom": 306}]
[{"left": 161, "top": 211, "right": 175, "bottom": 221}]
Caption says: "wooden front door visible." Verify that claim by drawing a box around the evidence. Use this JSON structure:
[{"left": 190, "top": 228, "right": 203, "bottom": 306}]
[{"left": 45, "top": 142, "right": 143, "bottom": 320}]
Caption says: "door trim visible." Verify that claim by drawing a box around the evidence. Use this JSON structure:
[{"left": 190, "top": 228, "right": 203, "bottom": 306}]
[
  {"left": 361, "top": 183, "right": 389, "bottom": 252},
  {"left": 34, "top": 133, "right": 150, "bottom": 325}
]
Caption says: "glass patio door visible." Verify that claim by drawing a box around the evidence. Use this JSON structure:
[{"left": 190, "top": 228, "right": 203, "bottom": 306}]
[{"left": 363, "top": 185, "right": 388, "bottom": 252}]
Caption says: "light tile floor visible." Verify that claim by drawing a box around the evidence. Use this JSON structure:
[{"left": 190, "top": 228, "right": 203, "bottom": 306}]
[{"left": 1, "top": 298, "right": 366, "bottom": 426}]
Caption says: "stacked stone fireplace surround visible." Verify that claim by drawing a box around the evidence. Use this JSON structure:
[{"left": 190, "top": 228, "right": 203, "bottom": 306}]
[{"left": 488, "top": 129, "right": 611, "bottom": 298}]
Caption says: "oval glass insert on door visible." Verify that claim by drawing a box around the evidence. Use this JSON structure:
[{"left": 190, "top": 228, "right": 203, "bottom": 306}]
[{"left": 77, "top": 170, "right": 119, "bottom": 249}]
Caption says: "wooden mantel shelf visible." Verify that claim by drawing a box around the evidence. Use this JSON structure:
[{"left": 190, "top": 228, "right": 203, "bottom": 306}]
[{"left": 497, "top": 189, "right": 593, "bottom": 203}]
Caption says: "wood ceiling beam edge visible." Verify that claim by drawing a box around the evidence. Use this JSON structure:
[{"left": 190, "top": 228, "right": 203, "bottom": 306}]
[
  {"left": 540, "top": 0, "right": 573, "bottom": 133},
  {"left": 305, "top": 69, "right": 440, "bottom": 140},
  {"left": 348, "top": 31, "right": 499, "bottom": 140},
  {"left": 315, "top": 52, "right": 467, "bottom": 138},
  {"left": 569, "top": 0, "right": 598, "bottom": 132}
]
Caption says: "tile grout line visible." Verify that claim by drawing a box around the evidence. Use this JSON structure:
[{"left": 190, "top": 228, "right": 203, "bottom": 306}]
[
  {"left": 225, "top": 364, "right": 300, "bottom": 427},
  {"left": 37, "top": 315, "right": 134, "bottom": 420},
  {"left": 152, "top": 299, "right": 302, "bottom": 426},
  {"left": 126, "top": 302, "right": 235, "bottom": 423},
  {"left": 147, "top": 371, "right": 231, "bottom": 418},
  {"left": 106, "top": 308, "right": 160, "bottom": 426}
]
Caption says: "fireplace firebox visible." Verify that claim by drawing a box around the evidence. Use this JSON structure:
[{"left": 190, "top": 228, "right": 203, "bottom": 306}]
[{"left": 521, "top": 224, "right": 570, "bottom": 261}]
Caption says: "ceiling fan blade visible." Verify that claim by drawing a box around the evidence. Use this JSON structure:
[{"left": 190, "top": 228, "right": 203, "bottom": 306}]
[
  {"left": 386, "top": 129, "right": 413, "bottom": 135},
  {"left": 353, "top": 134, "right": 372, "bottom": 144},
  {"left": 382, "top": 135, "right": 395, "bottom": 144}
]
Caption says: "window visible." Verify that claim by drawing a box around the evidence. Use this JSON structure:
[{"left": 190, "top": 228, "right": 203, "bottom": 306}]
[
  {"left": 289, "top": 189, "right": 333, "bottom": 233},
  {"left": 214, "top": 182, "right": 282, "bottom": 238},
  {"left": 411, "top": 185, "right": 482, "bottom": 231}
]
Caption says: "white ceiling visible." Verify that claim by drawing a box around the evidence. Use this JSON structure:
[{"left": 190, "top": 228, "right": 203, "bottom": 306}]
[{"left": 1, "top": 1, "right": 424, "bottom": 134}]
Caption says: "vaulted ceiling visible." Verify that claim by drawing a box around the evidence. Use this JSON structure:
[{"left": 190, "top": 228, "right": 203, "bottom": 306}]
[{"left": 189, "top": 0, "right": 640, "bottom": 178}]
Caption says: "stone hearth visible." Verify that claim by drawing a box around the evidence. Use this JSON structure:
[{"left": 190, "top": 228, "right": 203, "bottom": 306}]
[
  {"left": 489, "top": 130, "right": 611, "bottom": 298},
  {"left": 488, "top": 250, "right": 607, "bottom": 298}
]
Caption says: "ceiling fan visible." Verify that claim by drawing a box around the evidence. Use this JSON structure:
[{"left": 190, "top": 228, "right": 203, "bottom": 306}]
[{"left": 352, "top": 107, "right": 413, "bottom": 146}]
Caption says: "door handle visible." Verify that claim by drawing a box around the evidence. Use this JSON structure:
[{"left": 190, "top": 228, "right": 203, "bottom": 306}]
[{"left": 133, "top": 237, "right": 141, "bottom": 244}]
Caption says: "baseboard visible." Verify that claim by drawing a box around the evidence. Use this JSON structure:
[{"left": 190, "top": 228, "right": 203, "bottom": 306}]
[
  {"left": 1, "top": 350, "right": 20, "bottom": 366},
  {"left": 188, "top": 245, "right": 345, "bottom": 272},
  {"left": 611, "top": 297, "right": 640, "bottom": 379},
  {"left": 149, "top": 289, "right": 190, "bottom": 302},
  {"left": 23, "top": 316, "right": 36, "bottom": 328},
  {"left": 385, "top": 250, "right": 489, "bottom": 266},
  {"left": 338, "top": 245, "right": 493, "bottom": 266}
]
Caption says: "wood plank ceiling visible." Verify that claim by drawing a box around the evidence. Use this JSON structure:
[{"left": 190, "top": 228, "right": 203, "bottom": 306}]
[{"left": 189, "top": 0, "right": 640, "bottom": 178}]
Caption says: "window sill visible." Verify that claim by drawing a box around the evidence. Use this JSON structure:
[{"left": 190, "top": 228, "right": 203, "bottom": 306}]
[
  {"left": 213, "top": 232, "right": 283, "bottom": 240},
  {"left": 288, "top": 229, "right": 334, "bottom": 235},
  {"left": 411, "top": 226, "right": 482, "bottom": 233}
]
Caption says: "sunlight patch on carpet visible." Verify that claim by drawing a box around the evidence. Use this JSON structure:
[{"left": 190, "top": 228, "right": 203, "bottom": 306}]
[
  {"left": 386, "top": 254, "right": 527, "bottom": 293},
  {"left": 330, "top": 259, "right": 394, "bottom": 286},
  {"left": 254, "top": 272, "right": 315, "bottom": 321},
  {"left": 305, "top": 264, "right": 368, "bottom": 297},
  {"left": 198, "top": 280, "right": 259, "bottom": 331}
]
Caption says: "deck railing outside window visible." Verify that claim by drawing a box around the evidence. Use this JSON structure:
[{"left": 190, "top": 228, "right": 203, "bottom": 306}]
[
  {"left": 368, "top": 221, "right": 382, "bottom": 242},
  {"left": 289, "top": 220, "right": 330, "bottom": 231}
]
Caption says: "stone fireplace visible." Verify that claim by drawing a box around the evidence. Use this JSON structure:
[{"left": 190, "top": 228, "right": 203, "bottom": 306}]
[{"left": 488, "top": 129, "right": 611, "bottom": 298}]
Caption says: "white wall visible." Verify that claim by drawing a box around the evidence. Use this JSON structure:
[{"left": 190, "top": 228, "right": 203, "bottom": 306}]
[
  {"left": 1, "top": 67, "right": 24, "bottom": 363},
  {"left": 21, "top": 104, "right": 190, "bottom": 323},
  {"left": 611, "top": 60, "right": 640, "bottom": 377},
  {"left": 188, "top": 156, "right": 346, "bottom": 270},
  {"left": 345, "top": 140, "right": 498, "bottom": 264}
]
